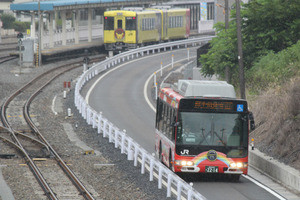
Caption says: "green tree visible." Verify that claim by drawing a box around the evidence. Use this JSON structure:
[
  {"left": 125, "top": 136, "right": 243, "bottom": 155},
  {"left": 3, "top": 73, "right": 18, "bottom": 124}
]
[
  {"left": 242, "top": 0, "right": 300, "bottom": 59},
  {"left": 200, "top": 22, "right": 239, "bottom": 83},
  {"left": 13, "top": 21, "right": 31, "bottom": 32},
  {"left": 199, "top": 0, "right": 300, "bottom": 86},
  {"left": 0, "top": 13, "right": 16, "bottom": 29}
]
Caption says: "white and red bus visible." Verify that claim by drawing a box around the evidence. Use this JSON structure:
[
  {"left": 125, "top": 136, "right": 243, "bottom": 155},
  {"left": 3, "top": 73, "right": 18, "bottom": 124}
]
[{"left": 155, "top": 80, "right": 255, "bottom": 180}]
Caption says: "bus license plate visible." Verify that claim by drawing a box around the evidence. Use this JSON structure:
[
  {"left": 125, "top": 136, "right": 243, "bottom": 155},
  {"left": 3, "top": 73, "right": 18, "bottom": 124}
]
[{"left": 205, "top": 166, "right": 219, "bottom": 173}]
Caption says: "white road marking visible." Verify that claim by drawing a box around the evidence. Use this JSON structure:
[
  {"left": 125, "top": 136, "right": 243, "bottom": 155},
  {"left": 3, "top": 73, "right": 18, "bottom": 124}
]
[
  {"left": 143, "top": 56, "right": 196, "bottom": 112},
  {"left": 242, "top": 175, "right": 286, "bottom": 200},
  {"left": 86, "top": 49, "right": 187, "bottom": 104},
  {"left": 51, "top": 95, "right": 58, "bottom": 115}
]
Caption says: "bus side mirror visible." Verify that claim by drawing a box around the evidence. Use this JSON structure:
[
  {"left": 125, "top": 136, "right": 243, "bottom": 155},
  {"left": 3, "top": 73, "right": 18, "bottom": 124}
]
[
  {"left": 172, "top": 122, "right": 180, "bottom": 127},
  {"left": 249, "top": 112, "right": 255, "bottom": 131}
]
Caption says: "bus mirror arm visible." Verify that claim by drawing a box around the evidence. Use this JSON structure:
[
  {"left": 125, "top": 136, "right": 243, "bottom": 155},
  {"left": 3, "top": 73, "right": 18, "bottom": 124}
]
[
  {"left": 172, "top": 122, "right": 180, "bottom": 127},
  {"left": 249, "top": 112, "right": 255, "bottom": 131}
]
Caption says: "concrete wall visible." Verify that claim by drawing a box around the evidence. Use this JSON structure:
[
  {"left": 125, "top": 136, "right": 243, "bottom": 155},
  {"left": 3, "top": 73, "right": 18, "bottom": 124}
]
[
  {"left": 0, "top": 29, "right": 16, "bottom": 36},
  {"left": 249, "top": 149, "right": 300, "bottom": 194}
]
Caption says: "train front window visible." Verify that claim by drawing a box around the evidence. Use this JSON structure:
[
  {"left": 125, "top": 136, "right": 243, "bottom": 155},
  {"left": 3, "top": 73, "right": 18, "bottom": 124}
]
[
  {"left": 126, "top": 17, "right": 136, "bottom": 30},
  {"left": 104, "top": 17, "right": 114, "bottom": 30},
  {"left": 118, "top": 20, "right": 122, "bottom": 29},
  {"left": 176, "top": 112, "right": 248, "bottom": 157}
]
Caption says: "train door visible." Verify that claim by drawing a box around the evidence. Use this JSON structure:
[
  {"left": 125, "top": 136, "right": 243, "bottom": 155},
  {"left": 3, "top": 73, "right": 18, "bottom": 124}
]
[
  {"left": 162, "top": 10, "right": 168, "bottom": 41},
  {"left": 155, "top": 12, "right": 161, "bottom": 41},
  {"left": 115, "top": 17, "right": 125, "bottom": 41}
]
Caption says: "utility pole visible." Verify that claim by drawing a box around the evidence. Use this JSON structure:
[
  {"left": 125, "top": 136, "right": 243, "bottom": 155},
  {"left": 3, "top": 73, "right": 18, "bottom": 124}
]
[
  {"left": 0, "top": 19, "right": 2, "bottom": 43},
  {"left": 224, "top": 0, "right": 230, "bottom": 83},
  {"left": 235, "top": 0, "right": 246, "bottom": 99},
  {"left": 38, "top": 0, "right": 42, "bottom": 67}
]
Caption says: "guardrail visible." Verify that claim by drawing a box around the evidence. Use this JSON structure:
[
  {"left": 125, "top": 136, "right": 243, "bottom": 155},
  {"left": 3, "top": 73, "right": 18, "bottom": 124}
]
[{"left": 74, "top": 36, "right": 214, "bottom": 200}]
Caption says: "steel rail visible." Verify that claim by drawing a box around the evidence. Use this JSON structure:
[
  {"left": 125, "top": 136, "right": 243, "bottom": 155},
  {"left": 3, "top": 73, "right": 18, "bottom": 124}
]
[
  {"left": 24, "top": 64, "right": 95, "bottom": 200},
  {"left": 0, "top": 57, "right": 103, "bottom": 200},
  {"left": 0, "top": 55, "right": 17, "bottom": 64}
]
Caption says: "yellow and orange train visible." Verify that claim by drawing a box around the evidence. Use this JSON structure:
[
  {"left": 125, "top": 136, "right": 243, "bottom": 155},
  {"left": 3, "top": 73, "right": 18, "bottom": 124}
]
[{"left": 104, "top": 8, "right": 190, "bottom": 51}]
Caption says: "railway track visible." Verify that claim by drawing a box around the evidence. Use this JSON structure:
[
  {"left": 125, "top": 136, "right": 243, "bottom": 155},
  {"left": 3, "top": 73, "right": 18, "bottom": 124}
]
[
  {"left": 0, "top": 57, "right": 104, "bottom": 200},
  {"left": 0, "top": 55, "right": 18, "bottom": 64},
  {"left": 0, "top": 38, "right": 18, "bottom": 64}
]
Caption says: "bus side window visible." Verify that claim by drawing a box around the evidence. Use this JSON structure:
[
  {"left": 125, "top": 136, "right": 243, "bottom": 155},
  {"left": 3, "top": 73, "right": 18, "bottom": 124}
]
[
  {"left": 157, "top": 99, "right": 164, "bottom": 131},
  {"left": 162, "top": 104, "right": 168, "bottom": 134},
  {"left": 166, "top": 106, "right": 172, "bottom": 139},
  {"left": 156, "top": 99, "right": 162, "bottom": 129},
  {"left": 171, "top": 108, "right": 176, "bottom": 141}
]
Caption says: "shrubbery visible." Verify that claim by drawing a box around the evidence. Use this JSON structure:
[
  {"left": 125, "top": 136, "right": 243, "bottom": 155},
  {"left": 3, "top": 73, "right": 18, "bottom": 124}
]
[
  {"left": 13, "top": 21, "right": 31, "bottom": 33},
  {"left": 199, "top": 0, "right": 300, "bottom": 94},
  {"left": 0, "top": 13, "right": 30, "bottom": 33},
  {"left": 247, "top": 41, "right": 300, "bottom": 94}
]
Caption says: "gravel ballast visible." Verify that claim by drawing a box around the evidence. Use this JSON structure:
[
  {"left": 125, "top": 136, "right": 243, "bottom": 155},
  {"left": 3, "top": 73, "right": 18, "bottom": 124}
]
[{"left": 0, "top": 56, "right": 174, "bottom": 200}]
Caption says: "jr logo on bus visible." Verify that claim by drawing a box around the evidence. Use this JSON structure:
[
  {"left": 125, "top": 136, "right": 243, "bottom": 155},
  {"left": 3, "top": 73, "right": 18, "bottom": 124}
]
[{"left": 180, "top": 149, "right": 189, "bottom": 155}]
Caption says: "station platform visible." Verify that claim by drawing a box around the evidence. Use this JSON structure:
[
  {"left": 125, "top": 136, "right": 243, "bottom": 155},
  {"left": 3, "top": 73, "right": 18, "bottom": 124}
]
[
  {"left": 41, "top": 39, "right": 104, "bottom": 57},
  {"left": 11, "top": 39, "right": 105, "bottom": 63}
]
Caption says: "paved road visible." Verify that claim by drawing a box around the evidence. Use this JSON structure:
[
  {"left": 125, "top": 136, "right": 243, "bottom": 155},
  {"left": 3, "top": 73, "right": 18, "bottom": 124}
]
[{"left": 87, "top": 48, "right": 282, "bottom": 200}]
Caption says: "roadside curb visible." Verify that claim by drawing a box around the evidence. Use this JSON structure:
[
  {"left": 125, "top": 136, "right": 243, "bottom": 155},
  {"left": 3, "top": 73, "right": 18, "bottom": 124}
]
[{"left": 249, "top": 149, "right": 300, "bottom": 194}]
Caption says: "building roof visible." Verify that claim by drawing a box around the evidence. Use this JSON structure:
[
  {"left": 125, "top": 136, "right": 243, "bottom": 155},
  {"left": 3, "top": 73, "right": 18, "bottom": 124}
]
[{"left": 10, "top": 0, "right": 136, "bottom": 11}]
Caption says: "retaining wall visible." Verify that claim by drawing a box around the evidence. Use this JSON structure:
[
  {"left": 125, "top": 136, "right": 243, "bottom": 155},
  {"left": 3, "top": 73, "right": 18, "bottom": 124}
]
[{"left": 249, "top": 149, "right": 300, "bottom": 194}]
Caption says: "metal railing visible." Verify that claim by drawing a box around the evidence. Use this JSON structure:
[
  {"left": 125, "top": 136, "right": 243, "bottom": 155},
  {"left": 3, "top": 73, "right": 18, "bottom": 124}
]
[{"left": 74, "top": 36, "right": 214, "bottom": 200}]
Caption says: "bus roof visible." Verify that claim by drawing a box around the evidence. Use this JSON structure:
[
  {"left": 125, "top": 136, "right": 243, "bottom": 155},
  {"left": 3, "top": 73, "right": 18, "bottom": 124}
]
[{"left": 176, "top": 80, "right": 236, "bottom": 98}]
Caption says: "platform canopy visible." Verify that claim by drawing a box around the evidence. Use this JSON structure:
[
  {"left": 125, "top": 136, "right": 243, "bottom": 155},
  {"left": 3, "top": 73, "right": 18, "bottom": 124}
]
[{"left": 10, "top": 0, "right": 148, "bottom": 11}]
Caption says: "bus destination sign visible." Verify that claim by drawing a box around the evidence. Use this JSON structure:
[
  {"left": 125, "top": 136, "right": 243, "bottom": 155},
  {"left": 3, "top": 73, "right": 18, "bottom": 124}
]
[
  {"left": 194, "top": 101, "right": 233, "bottom": 111},
  {"left": 179, "top": 99, "right": 247, "bottom": 113}
]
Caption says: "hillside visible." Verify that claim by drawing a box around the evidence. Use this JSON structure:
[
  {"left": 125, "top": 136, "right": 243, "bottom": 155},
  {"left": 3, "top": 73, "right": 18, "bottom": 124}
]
[{"left": 249, "top": 78, "right": 300, "bottom": 170}]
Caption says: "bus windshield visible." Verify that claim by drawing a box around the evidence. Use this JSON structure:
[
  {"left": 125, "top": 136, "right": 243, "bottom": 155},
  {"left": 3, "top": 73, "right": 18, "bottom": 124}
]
[{"left": 176, "top": 112, "right": 248, "bottom": 157}]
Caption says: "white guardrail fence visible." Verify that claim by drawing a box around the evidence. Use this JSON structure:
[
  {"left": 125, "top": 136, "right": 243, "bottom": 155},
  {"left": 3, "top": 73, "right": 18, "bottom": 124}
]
[{"left": 74, "top": 36, "right": 214, "bottom": 200}]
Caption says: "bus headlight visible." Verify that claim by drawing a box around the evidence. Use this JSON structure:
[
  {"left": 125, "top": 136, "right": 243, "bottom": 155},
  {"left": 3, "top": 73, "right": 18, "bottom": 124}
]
[
  {"left": 175, "top": 160, "right": 194, "bottom": 166},
  {"left": 237, "top": 162, "right": 243, "bottom": 168},
  {"left": 230, "top": 162, "right": 244, "bottom": 168}
]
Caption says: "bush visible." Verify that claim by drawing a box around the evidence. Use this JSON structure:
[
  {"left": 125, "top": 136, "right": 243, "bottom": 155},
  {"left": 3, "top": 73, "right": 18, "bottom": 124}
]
[
  {"left": 247, "top": 40, "right": 300, "bottom": 94},
  {"left": 0, "top": 13, "right": 15, "bottom": 29},
  {"left": 13, "top": 21, "right": 31, "bottom": 32}
]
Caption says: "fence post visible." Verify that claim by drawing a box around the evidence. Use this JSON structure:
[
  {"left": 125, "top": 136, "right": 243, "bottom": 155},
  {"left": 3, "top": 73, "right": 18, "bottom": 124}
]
[
  {"left": 167, "top": 173, "right": 173, "bottom": 197},
  {"left": 97, "top": 112, "right": 102, "bottom": 134},
  {"left": 158, "top": 166, "right": 163, "bottom": 189},
  {"left": 127, "top": 139, "right": 133, "bottom": 160},
  {"left": 177, "top": 181, "right": 182, "bottom": 200},
  {"left": 121, "top": 130, "right": 126, "bottom": 154},
  {"left": 114, "top": 128, "right": 119, "bottom": 148},
  {"left": 134, "top": 145, "right": 139, "bottom": 166},
  {"left": 141, "top": 152, "right": 145, "bottom": 174},
  {"left": 149, "top": 159, "right": 154, "bottom": 181}
]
